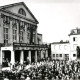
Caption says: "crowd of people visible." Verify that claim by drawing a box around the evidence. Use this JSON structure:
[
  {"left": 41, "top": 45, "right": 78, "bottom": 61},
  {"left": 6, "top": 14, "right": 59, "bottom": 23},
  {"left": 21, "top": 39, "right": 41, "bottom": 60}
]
[{"left": 0, "top": 58, "right": 80, "bottom": 80}]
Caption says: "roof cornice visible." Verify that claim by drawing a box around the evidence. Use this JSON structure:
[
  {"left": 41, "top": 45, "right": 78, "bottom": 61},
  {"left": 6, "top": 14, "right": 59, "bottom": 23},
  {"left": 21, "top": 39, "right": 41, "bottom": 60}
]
[
  {"left": 51, "top": 42, "right": 69, "bottom": 44},
  {"left": 68, "top": 33, "right": 80, "bottom": 36}
]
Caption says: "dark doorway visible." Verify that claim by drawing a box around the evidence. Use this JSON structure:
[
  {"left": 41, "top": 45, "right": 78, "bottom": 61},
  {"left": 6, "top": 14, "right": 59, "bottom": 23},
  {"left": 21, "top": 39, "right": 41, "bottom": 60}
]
[
  {"left": 76, "top": 46, "right": 80, "bottom": 59},
  {"left": 2, "top": 50, "right": 11, "bottom": 67},
  {"left": 15, "top": 50, "right": 20, "bottom": 62},
  {"left": 3, "top": 50, "right": 11, "bottom": 62},
  {"left": 31, "top": 50, "right": 35, "bottom": 63},
  {"left": 43, "top": 51, "right": 46, "bottom": 58},
  {"left": 24, "top": 50, "right": 28, "bottom": 61},
  {"left": 48, "top": 48, "right": 51, "bottom": 58},
  {"left": 37, "top": 51, "right": 40, "bottom": 62}
]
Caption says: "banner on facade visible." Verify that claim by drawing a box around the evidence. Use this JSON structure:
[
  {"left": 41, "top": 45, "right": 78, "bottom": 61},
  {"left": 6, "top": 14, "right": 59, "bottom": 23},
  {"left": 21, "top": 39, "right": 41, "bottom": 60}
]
[{"left": 13, "top": 43, "right": 48, "bottom": 48}]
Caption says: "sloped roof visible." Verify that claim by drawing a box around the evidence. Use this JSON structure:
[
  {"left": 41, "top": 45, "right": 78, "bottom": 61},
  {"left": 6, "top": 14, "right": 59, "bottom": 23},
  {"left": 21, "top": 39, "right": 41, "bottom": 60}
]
[
  {"left": 69, "top": 28, "right": 80, "bottom": 36},
  {"left": 0, "top": 2, "right": 39, "bottom": 24}
]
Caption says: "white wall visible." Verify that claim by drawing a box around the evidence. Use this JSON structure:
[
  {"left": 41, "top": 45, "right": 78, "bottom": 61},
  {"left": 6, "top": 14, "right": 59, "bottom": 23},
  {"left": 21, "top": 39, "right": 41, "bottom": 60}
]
[
  {"left": 51, "top": 43, "right": 70, "bottom": 60},
  {"left": 69, "top": 34, "right": 80, "bottom": 60}
]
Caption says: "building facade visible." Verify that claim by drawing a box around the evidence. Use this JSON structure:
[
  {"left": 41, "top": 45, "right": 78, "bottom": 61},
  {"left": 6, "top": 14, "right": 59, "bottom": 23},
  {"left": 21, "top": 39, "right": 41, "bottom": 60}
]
[
  {"left": 51, "top": 41, "right": 70, "bottom": 60},
  {"left": 51, "top": 28, "right": 80, "bottom": 61},
  {"left": 0, "top": 2, "right": 49, "bottom": 66}
]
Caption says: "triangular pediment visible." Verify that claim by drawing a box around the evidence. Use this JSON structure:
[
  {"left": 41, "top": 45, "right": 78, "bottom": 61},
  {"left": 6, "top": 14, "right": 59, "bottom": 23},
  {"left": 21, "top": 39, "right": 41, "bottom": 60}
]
[{"left": 0, "top": 2, "right": 38, "bottom": 24}]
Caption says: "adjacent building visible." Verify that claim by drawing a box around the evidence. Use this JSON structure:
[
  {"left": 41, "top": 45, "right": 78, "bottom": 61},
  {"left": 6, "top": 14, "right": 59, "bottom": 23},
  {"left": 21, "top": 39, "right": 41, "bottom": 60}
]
[
  {"left": 51, "top": 28, "right": 80, "bottom": 61},
  {"left": 0, "top": 2, "right": 49, "bottom": 66}
]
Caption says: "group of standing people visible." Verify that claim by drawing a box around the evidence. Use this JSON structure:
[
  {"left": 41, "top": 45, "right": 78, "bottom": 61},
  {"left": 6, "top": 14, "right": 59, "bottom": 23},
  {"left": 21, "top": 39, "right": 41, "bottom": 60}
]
[{"left": 1, "top": 58, "right": 80, "bottom": 80}]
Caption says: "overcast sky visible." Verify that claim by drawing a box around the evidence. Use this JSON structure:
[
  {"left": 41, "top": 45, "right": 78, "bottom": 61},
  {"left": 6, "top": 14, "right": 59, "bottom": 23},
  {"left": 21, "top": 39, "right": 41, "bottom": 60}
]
[{"left": 0, "top": 0, "right": 80, "bottom": 43}]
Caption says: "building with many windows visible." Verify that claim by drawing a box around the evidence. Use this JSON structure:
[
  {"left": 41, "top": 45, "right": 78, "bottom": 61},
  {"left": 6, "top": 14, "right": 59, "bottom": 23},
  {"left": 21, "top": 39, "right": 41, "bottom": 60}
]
[
  {"left": 51, "top": 28, "right": 80, "bottom": 61},
  {"left": 0, "top": 2, "right": 49, "bottom": 67}
]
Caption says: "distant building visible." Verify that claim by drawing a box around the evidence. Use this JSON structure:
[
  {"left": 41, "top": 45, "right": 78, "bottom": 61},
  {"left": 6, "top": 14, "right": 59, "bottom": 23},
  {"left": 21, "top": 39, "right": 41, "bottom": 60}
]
[
  {"left": 0, "top": 2, "right": 49, "bottom": 67},
  {"left": 51, "top": 41, "right": 70, "bottom": 60},
  {"left": 51, "top": 28, "right": 80, "bottom": 61}
]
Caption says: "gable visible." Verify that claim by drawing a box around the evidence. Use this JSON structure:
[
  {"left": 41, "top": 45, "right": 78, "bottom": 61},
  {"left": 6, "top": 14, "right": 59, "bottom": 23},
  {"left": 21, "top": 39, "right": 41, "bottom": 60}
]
[{"left": 0, "top": 2, "right": 38, "bottom": 24}]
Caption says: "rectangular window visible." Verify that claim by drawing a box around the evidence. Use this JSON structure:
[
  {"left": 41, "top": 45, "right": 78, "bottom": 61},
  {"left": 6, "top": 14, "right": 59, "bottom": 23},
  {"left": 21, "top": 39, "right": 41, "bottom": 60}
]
[
  {"left": 4, "top": 28, "right": 8, "bottom": 44},
  {"left": 27, "top": 32, "right": 30, "bottom": 39},
  {"left": 20, "top": 31, "right": 23, "bottom": 42},
  {"left": 53, "top": 54, "right": 55, "bottom": 57},
  {"left": 56, "top": 54, "right": 58, "bottom": 57},
  {"left": 64, "top": 45, "right": 67, "bottom": 50},
  {"left": 73, "top": 54, "right": 76, "bottom": 57},
  {"left": 60, "top": 54, "right": 62, "bottom": 57},
  {"left": 54, "top": 45, "right": 56, "bottom": 50},
  {"left": 59, "top": 45, "right": 61, "bottom": 50},
  {"left": 73, "top": 37, "right": 77, "bottom": 42},
  {"left": 12, "top": 19, "right": 17, "bottom": 25},
  {"left": 65, "top": 54, "right": 69, "bottom": 60},
  {"left": 33, "top": 34, "right": 35, "bottom": 43},
  {"left": 13, "top": 29, "right": 17, "bottom": 41},
  {"left": 3, "top": 16, "right": 10, "bottom": 24},
  {"left": 54, "top": 45, "right": 55, "bottom": 50},
  {"left": 73, "top": 44, "right": 77, "bottom": 50}
]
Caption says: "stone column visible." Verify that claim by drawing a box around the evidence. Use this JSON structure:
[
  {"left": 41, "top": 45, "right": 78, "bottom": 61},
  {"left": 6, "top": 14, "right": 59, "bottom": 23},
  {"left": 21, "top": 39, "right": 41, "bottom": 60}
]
[
  {"left": 20, "top": 50, "right": 24, "bottom": 64},
  {"left": 0, "top": 50, "right": 3, "bottom": 65},
  {"left": 11, "top": 50, "right": 15, "bottom": 65},
  {"left": 28, "top": 50, "right": 31, "bottom": 63},
  {"left": 2, "top": 51, "right": 4, "bottom": 61},
  {"left": 46, "top": 49, "right": 48, "bottom": 58},
  {"left": 35, "top": 50, "right": 37, "bottom": 62},
  {"left": 0, "top": 15, "right": 4, "bottom": 43},
  {"left": 0, "top": 50, "right": 2, "bottom": 72},
  {"left": 17, "top": 22, "right": 19, "bottom": 43},
  {"left": 35, "top": 27, "right": 37, "bottom": 44},
  {"left": 41, "top": 50, "right": 43, "bottom": 59},
  {"left": 9, "top": 21, "right": 13, "bottom": 44},
  {"left": 24, "top": 24, "right": 27, "bottom": 43}
]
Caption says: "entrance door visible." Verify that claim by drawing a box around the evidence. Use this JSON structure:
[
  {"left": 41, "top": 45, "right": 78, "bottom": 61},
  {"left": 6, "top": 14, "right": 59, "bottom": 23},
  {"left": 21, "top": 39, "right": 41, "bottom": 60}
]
[
  {"left": 15, "top": 50, "right": 20, "bottom": 62},
  {"left": 31, "top": 50, "right": 35, "bottom": 63},
  {"left": 3, "top": 50, "right": 11, "bottom": 62},
  {"left": 2, "top": 50, "right": 11, "bottom": 67},
  {"left": 24, "top": 50, "right": 28, "bottom": 61}
]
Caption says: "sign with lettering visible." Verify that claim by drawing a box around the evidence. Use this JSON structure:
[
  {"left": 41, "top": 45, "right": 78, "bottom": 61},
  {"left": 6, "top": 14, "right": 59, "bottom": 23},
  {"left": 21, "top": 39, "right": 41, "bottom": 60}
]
[{"left": 13, "top": 43, "right": 48, "bottom": 48}]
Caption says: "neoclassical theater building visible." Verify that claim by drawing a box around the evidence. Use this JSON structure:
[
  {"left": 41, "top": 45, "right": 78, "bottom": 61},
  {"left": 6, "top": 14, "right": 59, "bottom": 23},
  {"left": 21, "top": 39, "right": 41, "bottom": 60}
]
[{"left": 0, "top": 2, "right": 49, "bottom": 66}]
